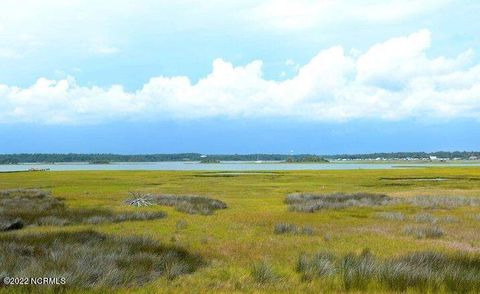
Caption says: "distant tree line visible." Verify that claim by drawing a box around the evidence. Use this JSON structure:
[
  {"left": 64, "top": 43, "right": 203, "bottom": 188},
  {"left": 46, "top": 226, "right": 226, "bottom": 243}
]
[
  {"left": 326, "top": 151, "right": 480, "bottom": 160},
  {"left": 0, "top": 152, "right": 478, "bottom": 164}
]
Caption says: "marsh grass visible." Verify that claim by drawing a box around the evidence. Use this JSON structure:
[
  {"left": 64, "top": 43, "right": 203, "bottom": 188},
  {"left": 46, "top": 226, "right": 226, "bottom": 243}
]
[
  {"left": 0, "top": 189, "right": 166, "bottom": 230},
  {"left": 414, "top": 213, "right": 438, "bottom": 223},
  {"left": 139, "top": 194, "right": 227, "bottom": 215},
  {"left": 274, "top": 223, "right": 314, "bottom": 235},
  {"left": 251, "top": 261, "right": 280, "bottom": 283},
  {"left": 413, "top": 213, "right": 459, "bottom": 224},
  {"left": 403, "top": 225, "right": 444, "bottom": 239},
  {"left": 285, "top": 192, "right": 393, "bottom": 212},
  {"left": 406, "top": 195, "right": 480, "bottom": 209},
  {"left": 340, "top": 249, "right": 376, "bottom": 291},
  {"left": 379, "top": 252, "right": 480, "bottom": 292},
  {"left": 0, "top": 230, "right": 204, "bottom": 288},
  {"left": 296, "top": 252, "right": 336, "bottom": 281},
  {"left": 297, "top": 250, "right": 480, "bottom": 292}
]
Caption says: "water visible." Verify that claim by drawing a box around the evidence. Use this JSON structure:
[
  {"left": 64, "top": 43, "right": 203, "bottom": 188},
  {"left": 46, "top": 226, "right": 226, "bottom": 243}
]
[{"left": 1, "top": 161, "right": 479, "bottom": 172}]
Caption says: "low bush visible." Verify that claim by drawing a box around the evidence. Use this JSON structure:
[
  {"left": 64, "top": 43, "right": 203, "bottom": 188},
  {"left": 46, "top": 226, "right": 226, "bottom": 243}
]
[
  {"left": 285, "top": 193, "right": 393, "bottom": 212},
  {"left": 0, "top": 230, "right": 204, "bottom": 288}
]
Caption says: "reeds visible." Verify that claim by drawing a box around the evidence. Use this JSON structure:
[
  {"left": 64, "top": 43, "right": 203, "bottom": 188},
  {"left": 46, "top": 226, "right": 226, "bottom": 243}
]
[
  {"left": 0, "top": 230, "right": 204, "bottom": 288},
  {"left": 285, "top": 193, "right": 393, "bottom": 212},
  {"left": 296, "top": 250, "right": 480, "bottom": 292}
]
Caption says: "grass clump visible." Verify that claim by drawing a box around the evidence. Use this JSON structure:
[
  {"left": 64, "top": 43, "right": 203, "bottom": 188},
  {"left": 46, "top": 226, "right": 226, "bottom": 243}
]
[
  {"left": 135, "top": 194, "right": 227, "bottom": 215},
  {"left": 404, "top": 225, "right": 444, "bottom": 239},
  {"left": 0, "top": 230, "right": 204, "bottom": 288},
  {"left": 251, "top": 261, "right": 280, "bottom": 283},
  {"left": 296, "top": 250, "right": 480, "bottom": 292},
  {"left": 379, "top": 251, "right": 480, "bottom": 292},
  {"left": 82, "top": 211, "right": 166, "bottom": 225},
  {"left": 406, "top": 195, "right": 480, "bottom": 209},
  {"left": 414, "top": 213, "right": 438, "bottom": 223},
  {"left": 274, "top": 223, "right": 314, "bottom": 235},
  {"left": 285, "top": 192, "right": 393, "bottom": 212},
  {"left": 340, "top": 250, "right": 376, "bottom": 291},
  {"left": 0, "top": 189, "right": 166, "bottom": 231},
  {"left": 296, "top": 252, "right": 336, "bottom": 281}
]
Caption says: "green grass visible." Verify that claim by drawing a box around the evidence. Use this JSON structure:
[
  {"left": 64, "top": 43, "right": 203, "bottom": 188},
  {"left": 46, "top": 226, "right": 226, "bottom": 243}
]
[{"left": 0, "top": 167, "right": 480, "bottom": 292}]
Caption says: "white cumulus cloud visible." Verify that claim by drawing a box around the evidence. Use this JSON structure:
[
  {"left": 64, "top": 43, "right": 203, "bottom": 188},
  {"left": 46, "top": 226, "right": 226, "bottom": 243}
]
[{"left": 0, "top": 30, "right": 479, "bottom": 124}]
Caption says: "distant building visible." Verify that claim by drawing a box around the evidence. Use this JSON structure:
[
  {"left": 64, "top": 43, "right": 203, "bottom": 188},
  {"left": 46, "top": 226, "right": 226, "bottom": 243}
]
[
  {"left": 469, "top": 156, "right": 478, "bottom": 160},
  {"left": 429, "top": 156, "right": 438, "bottom": 161}
]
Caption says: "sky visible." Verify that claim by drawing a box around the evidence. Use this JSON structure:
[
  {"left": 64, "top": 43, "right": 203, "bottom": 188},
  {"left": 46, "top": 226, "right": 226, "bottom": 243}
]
[{"left": 0, "top": 0, "right": 479, "bottom": 154}]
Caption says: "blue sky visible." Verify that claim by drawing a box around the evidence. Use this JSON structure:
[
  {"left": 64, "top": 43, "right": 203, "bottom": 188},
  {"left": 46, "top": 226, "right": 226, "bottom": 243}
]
[{"left": 0, "top": 0, "right": 479, "bottom": 154}]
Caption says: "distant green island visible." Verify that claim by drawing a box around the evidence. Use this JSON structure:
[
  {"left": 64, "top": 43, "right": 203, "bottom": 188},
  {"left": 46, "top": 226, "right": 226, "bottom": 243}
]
[
  {"left": 0, "top": 152, "right": 478, "bottom": 164},
  {"left": 88, "top": 160, "right": 111, "bottom": 165},
  {"left": 285, "top": 156, "right": 329, "bottom": 163},
  {"left": 0, "top": 158, "right": 19, "bottom": 164},
  {"left": 199, "top": 158, "right": 221, "bottom": 164}
]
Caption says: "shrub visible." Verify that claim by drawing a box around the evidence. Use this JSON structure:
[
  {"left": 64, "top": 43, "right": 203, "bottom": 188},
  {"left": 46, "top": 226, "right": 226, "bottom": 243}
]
[
  {"left": 0, "top": 230, "right": 204, "bottom": 288},
  {"left": 403, "top": 225, "right": 444, "bottom": 239},
  {"left": 286, "top": 192, "right": 393, "bottom": 212}
]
